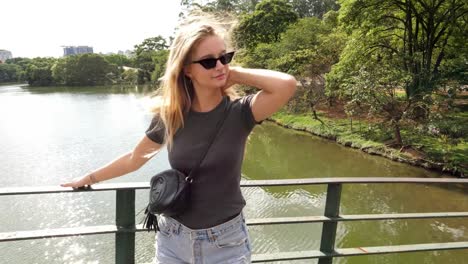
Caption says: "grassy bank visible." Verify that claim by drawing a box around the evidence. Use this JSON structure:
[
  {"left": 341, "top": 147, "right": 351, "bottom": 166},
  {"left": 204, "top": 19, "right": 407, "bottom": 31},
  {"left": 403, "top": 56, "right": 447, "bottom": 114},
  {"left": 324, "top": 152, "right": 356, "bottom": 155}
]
[
  {"left": 270, "top": 111, "right": 467, "bottom": 177},
  {"left": 0, "top": 82, "right": 26, "bottom": 86}
]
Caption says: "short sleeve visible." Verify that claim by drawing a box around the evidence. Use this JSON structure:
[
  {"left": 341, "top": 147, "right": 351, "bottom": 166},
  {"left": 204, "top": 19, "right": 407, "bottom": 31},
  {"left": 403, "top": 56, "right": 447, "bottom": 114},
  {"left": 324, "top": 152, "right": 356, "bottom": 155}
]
[
  {"left": 239, "top": 94, "right": 263, "bottom": 131},
  {"left": 145, "top": 114, "right": 165, "bottom": 144}
]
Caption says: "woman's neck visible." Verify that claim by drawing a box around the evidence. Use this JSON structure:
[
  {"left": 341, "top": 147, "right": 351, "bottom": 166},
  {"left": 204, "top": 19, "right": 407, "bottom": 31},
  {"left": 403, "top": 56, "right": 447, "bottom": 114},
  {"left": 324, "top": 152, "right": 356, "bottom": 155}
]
[{"left": 191, "top": 88, "right": 223, "bottom": 112}]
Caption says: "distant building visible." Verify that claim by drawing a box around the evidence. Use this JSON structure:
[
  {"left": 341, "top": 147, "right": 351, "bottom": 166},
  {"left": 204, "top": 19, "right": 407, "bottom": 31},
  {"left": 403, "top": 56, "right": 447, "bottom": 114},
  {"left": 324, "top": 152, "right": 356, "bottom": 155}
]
[
  {"left": 0, "top": 50, "right": 13, "bottom": 63},
  {"left": 62, "top": 46, "right": 93, "bottom": 56}
]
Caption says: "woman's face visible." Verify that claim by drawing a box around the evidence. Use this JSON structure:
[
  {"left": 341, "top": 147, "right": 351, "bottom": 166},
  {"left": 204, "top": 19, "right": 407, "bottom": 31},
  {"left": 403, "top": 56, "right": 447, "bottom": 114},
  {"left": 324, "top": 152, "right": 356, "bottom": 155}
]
[{"left": 184, "top": 35, "right": 229, "bottom": 91}]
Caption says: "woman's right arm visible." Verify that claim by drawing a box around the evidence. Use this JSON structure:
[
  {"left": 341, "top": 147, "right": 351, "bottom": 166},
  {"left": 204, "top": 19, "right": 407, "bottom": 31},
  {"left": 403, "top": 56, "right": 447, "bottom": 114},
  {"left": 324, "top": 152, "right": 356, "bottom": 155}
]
[{"left": 60, "top": 135, "right": 163, "bottom": 188}]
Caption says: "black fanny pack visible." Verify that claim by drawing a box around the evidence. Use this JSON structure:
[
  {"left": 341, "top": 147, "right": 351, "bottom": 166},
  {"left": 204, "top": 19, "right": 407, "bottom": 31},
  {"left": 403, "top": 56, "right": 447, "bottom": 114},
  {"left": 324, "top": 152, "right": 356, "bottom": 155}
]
[
  {"left": 143, "top": 99, "right": 229, "bottom": 232},
  {"left": 147, "top": 169, "right": 191, "bottom": 216}
]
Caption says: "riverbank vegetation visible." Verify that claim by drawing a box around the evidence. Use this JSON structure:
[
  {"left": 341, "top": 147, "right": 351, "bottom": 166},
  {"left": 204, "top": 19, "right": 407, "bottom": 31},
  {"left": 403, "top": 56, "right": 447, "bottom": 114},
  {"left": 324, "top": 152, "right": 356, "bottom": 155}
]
[
  {"left": 0, "top": 35, "right": 170, "bottom": 86},
  {"left": 184, "top": 0, "right": 468, "bottom": 176},
  {"left": 1, "top": 0, "right": 466, "bottom": 175}
]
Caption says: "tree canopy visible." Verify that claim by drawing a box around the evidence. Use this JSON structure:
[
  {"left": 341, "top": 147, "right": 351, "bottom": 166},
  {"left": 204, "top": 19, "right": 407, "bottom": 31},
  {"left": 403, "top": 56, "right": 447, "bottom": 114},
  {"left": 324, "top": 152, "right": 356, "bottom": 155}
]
[
  {"left": 337, "top": 0, "right": 468, "bottom": 98},
  {"left": 233, "top": 0, "right": 298, "bottom": 49}
]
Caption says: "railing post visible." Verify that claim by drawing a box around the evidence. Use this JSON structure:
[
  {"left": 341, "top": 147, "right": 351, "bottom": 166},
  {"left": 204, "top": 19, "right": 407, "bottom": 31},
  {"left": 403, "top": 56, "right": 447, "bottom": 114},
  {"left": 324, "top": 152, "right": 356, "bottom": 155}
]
[
  {"left": 115, "top": 189, "right": 135, "bottom": 264},
  {"left": 318, "top": 183, "right": 342, "bottom": 264}
]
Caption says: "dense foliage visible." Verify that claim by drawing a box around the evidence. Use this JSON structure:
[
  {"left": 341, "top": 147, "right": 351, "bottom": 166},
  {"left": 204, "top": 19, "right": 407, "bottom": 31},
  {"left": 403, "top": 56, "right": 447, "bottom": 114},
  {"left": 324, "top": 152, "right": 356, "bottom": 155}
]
[
  {"left": 2, "top": 0, "right": 465, "bottom": 152},
  {"left": 1, "top": 35, "right": 171, "bottom": 86},
  {"left": 0, "top": 0, "right": 464, "bottom": 173}
]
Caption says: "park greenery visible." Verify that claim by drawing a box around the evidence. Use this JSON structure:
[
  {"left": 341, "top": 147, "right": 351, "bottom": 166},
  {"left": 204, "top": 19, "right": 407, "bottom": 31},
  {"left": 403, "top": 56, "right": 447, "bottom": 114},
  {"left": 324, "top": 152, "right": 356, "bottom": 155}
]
[{"left": 1, "top": 0, "right": 466, "bottom": 175}]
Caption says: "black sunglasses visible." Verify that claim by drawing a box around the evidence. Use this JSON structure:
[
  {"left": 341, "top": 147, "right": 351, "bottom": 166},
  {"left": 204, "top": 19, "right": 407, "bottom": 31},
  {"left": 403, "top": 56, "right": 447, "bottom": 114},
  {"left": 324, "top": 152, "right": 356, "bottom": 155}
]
[{"left": 192, "top": 51, "right": 235, "bottom": 69}]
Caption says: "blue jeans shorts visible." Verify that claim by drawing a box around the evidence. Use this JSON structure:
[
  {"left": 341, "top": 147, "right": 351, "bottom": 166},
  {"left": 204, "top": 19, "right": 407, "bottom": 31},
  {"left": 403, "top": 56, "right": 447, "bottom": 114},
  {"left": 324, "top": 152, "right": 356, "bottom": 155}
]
[{"left": 153, "top": 212, "right": 251, "bottom": 264}]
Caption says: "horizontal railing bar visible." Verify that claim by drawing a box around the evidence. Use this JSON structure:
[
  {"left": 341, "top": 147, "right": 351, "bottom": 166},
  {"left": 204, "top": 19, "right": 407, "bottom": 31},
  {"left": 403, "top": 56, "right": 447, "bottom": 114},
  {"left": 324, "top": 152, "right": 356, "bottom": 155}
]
[
  {"left": 339, "top": 212, "right": 468, "bottom": 221},
  {"left": 5, "top": 211, "right": 468, "bottom": 242},
  {"left": 246, "top": 212, "right": 468, "bottom": 226},
  {"left": 0, "top": 224, "right": 175, "bottom": 242},
  {"left": 241, "top": 177, "right": 468, "bottom": 187},
  {"left": 0, "top": 224, "right": 168, "bottom": 242},
  {"left": 252, "top": 250, "right": 325, "bottom": 262},
  {"left": 251, "top": 242, "right": 468, "bottom": 262},
  {"left": 335, "top": 242, "right": 468, "bottom": 256},
  {"left": 247, "top": 216, "right": 329, "bottom": 225},
  {"left": 1, "top": 177, "right": 467, "bottom": 196},
  {"left": 0, "top": 182, "right": 149, "bottom": 196},
  {"left": 0, "top": 224, "right": 154, "bottom": 242},
  {"left": 5, "top": 228, "right": 466, "bottom": 260},
  {"left": 0, "top": 225, "right": 120, "bottom": 242}
]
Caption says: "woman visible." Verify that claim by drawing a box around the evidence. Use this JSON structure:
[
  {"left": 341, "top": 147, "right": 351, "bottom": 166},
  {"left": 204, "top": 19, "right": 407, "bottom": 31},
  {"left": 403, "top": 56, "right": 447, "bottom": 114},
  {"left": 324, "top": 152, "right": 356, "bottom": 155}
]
[{"left": 61, "top": 14, "right": 296, "bottom": 264}]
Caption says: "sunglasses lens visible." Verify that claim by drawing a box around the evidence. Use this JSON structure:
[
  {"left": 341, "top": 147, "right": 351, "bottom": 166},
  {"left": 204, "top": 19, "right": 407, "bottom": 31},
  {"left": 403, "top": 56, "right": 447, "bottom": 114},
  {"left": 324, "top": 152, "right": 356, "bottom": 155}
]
[
  {"left": 195, "top": 52, "right": 235, "bottom": 69},
  {"left": 199, "top": 59, "right": 217, "bottom": 69},
  {"left": 220, "top": 52, "right": 234, "bottom": 65}
]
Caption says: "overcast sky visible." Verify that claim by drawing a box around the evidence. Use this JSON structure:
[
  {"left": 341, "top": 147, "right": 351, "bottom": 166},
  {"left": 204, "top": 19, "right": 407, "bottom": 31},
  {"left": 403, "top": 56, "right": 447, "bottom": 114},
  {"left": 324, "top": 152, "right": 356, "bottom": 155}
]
[{"left": 1, "top": 0, "right": 182, "bottom": 58}]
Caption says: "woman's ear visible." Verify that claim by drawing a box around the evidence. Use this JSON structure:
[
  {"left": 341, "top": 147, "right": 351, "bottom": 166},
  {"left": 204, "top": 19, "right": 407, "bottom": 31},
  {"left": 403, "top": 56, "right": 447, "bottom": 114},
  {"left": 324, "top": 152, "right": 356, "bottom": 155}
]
[{"left": 183, "top": 66, "right": 192, "bottom": 79}]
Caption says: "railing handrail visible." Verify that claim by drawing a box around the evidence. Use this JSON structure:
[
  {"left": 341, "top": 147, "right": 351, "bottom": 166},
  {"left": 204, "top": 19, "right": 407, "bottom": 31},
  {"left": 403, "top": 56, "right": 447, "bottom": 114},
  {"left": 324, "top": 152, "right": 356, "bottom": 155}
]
[
  {"left": 1, "top": 177, "right": 467, "bottom": 263},
  {"left": 1, "top": 177, "right": 467, "bottom": 195}
]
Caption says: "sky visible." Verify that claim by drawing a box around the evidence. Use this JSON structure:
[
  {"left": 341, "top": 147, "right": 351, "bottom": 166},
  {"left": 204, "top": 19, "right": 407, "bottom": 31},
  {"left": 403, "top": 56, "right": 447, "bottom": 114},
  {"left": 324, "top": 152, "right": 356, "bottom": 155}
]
[{"left": 1, "top": 0, "right": 182, "bottom": 58}]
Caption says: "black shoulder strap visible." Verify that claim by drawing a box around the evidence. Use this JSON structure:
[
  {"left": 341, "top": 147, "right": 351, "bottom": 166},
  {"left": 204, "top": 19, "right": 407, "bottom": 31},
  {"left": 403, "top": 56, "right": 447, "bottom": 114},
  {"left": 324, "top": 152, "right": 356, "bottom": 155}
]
[{"left": 186, "top": 97, "right": 230, "bottom": 182}]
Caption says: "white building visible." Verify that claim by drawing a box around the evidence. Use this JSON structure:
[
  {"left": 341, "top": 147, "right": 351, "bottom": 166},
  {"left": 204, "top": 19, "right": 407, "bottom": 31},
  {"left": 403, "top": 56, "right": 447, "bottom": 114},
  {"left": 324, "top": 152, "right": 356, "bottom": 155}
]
[
  {"left": 62, "top": 46, "right": 93, "bottom": 56},
  {"left": 0, "top": 50, "right": 13, "bottom": 63}
]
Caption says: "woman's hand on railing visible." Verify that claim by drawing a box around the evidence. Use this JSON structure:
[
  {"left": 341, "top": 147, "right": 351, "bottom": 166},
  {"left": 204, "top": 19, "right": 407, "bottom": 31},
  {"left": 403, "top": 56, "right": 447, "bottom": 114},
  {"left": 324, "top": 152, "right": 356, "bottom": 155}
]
[{"left": 60, "top": 174, "right": 92, "bottom": 188}]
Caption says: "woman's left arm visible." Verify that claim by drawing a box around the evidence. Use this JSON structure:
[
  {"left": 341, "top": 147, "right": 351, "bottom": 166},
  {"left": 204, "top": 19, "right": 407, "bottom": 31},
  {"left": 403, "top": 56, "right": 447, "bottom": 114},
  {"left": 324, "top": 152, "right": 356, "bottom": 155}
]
[{"left": 228, "top": 66, "right": 297, "bottom": 122}]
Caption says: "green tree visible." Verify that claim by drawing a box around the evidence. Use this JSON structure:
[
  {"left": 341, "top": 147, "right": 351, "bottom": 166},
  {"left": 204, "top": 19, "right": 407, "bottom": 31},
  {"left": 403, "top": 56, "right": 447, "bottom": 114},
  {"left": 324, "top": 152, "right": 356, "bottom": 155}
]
[
  {"left": 134, "top": 36, "right": 169, "bottom": 55},
  {"left": 327, "top": 0, "right": 468, "bottom": 145},
  {"left": 282, "top": 14, "right": 346, "bottom": 115},
  {"left": 28, "top": 67, "right": 54, "bottom": 86},
  {"left": 52, "top": 56, "right": 78, "bottom": 85},
  {"left": 5, "top": 57, "right": 32, "bottom": 82},
  {"left": 338, "top": 0, "right": 468, "bottom": 99},
  {"left": 180, "top": 0, "right": 259, "bottom": 14},
  {"left": 203, "top": 0, "right": 238, "bottom": 12},
  {"left": 52, "top": 54, "right": 118, "bottom": 86},
  {"left": 104, "top": 54, "right": 131, "bottom": 67},
  {"left": 437, "top": 17, "right": 468, "bottom": 88},
  {"left": 134, "top": 51, "right": 154, "bottom": 84},
  {"left": 77, "top": 53, "right": 118, "bottom": 85},
  {"left": 233, "top": 0, "right": 298, "bottom": 49},
  {"left": 122, "top": 69, "right": 138, "bottom": 85},
  {"left": 24, "top": 57, "right": 57, "bottom": 86},
  {"left": 290, "top": 0, "right": 340, "bottom": 18},
  {"left": 328, "top": 36, "right": 412, "bottom": 145},
  {"left": 151, "top": 49, "right": 170, "bottom": 82},
  {"left": 5, "top": 57, "right": 32, "bottom": 67},
  {"left": 0, "top": 64, "right": 21, "bottom": 83},
  {"left": 240, "top": 13, "right": 346, "bottom": 116},
  {"left": 133, "top": 36, "right": 169, "bottom": 84}
]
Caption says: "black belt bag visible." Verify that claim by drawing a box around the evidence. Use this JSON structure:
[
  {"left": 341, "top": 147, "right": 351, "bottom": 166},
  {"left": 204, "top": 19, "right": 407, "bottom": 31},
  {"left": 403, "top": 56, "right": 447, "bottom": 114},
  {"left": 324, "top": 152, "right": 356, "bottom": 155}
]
[
  {"left": 147, "top": 168, "right": 190, "bottom": 216},
  {"left": 143, "top": 99, "right": 229, "bottom": 232}
]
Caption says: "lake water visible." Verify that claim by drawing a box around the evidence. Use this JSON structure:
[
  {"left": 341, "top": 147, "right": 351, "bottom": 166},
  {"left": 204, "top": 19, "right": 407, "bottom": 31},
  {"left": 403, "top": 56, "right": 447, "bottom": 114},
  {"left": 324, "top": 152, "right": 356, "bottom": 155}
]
[{"left": 0, "top": 84, "right": 466, "bottom": 263}]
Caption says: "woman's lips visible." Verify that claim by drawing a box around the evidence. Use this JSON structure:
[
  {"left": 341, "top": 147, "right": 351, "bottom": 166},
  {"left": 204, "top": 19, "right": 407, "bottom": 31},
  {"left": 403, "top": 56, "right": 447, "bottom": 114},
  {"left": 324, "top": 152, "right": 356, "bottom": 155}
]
[{"left": 214, "top": 73, "right": 226, "bottom": 80}]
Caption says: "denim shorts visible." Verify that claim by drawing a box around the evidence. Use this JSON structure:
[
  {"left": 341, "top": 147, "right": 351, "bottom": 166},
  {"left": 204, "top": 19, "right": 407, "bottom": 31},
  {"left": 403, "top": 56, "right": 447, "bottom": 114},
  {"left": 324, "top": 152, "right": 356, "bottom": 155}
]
[{"left": 153, "top": 212, "right": 251, "bottom": 264}]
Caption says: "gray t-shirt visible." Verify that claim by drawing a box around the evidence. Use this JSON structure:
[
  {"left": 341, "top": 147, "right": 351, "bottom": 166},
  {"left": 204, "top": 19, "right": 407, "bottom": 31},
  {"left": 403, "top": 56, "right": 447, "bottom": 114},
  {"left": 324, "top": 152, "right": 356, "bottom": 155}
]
[{"left": 145, "top": 95, "right": 259, "bottom": 229}]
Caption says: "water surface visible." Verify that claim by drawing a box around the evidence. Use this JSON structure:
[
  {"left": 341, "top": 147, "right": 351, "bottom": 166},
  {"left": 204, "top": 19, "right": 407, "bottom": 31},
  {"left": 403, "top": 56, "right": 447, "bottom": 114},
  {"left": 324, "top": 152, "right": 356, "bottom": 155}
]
[{"left": 0, "top": 84, "right": 466, "bottom": 263}]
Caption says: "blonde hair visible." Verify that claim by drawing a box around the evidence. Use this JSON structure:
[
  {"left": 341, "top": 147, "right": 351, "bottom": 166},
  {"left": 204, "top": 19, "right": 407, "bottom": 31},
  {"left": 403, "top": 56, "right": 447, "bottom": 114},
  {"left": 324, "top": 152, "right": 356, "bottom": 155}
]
[{"left": 151, "top": 13, "right": 237, "bottom": 149}]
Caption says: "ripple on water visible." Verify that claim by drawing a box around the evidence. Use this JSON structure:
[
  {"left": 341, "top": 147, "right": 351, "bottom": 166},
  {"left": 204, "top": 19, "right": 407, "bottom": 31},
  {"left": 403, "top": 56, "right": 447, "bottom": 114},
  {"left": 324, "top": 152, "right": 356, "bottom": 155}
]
[
  {"left": 431, "top": 221, "right": 467, "bottom": 240},
  {"left": 242, "top": 186, "right": 325, "bottom": 257},
  {"left": 243, "top": 187, "right": 325, "bottom": 218}
]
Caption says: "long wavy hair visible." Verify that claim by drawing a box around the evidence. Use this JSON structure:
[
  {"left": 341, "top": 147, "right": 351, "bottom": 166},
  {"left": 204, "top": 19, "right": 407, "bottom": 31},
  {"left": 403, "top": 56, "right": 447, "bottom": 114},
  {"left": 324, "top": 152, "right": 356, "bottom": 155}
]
[{"left": 151, "top": 14, "right": 237, "bottom": 149}]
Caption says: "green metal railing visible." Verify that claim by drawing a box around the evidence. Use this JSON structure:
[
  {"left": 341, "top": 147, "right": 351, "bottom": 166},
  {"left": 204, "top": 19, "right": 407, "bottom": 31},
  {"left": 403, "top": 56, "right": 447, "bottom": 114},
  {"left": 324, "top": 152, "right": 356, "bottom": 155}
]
[{"left": 1, "top": 177, "right": 467, "bottom": 263}]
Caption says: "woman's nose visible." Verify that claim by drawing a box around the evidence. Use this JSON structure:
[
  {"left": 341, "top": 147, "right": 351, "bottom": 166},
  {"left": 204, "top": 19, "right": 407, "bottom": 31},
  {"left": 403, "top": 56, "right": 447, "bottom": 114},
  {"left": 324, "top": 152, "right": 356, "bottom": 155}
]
[{"left": 214, "top": 59, "right": 224, "bottom": 70}]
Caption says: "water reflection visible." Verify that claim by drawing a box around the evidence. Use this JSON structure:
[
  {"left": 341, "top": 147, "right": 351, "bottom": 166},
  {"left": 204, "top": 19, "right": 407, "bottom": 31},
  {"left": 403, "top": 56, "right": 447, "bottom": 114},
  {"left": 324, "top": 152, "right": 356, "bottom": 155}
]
[
  {"left": 18, "top": 84, "right": 158, "bottom": 95},
  {"left": 242, "top": 122, "right": 467, "bottom": 263},
  {"left": 0, "top": 85, "right": 466, "bottom": 263}
]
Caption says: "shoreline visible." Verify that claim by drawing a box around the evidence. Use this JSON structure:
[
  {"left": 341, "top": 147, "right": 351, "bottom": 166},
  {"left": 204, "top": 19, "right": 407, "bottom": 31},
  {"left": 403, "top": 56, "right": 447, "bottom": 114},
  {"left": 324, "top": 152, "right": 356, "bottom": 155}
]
[{"left": 267, "top": 117, "right": 465, "bottom": 178}]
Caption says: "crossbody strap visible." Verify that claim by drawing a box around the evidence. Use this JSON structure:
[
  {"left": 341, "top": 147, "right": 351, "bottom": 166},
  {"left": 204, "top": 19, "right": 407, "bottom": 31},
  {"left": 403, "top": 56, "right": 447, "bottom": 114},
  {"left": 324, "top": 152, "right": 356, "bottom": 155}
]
[{"left": 185, "top": 97, "right": 230, "bottom": 182}]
